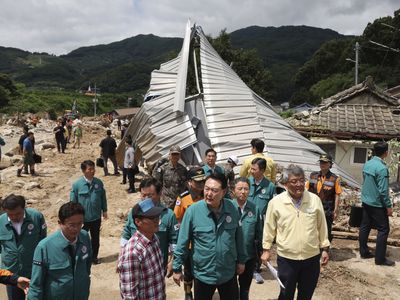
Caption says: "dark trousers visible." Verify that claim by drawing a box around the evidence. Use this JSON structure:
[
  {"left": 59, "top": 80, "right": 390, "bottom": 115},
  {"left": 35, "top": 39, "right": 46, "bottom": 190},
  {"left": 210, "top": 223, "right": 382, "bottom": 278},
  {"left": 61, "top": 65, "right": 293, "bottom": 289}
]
[
  {"left": 277, "top": 254, "right": 320, "bottom": 300},
  {"left": 183, "top": 254, "right": 194, "bottom": 294},
  {"left": 6, "top": 284, "right": 25, "bottom": 300},
  {"left": 194, "top": 276, "right": 239, "bottom": 300},
  {"left": 127, "top": 168, "right": 136, "bottom": 192},
  {"left": 326, "top": 214, "right": 333, "bottom": 242},
  {"left": 255, "top": 214, "right": 266, "bottom": 273},
  {"left": 359, "top": 203, "right": 390, "bottom": 264},
  {"left": 83, "top": 218, "right": 101, "bottom": 259},
  {"left": 103, "top": 155, "right": 118, "bottom": 175},
  {"left": 238, "top": 258, "right": 256, "bottom": 300},
  {"left": 122, "top": 167, "right": 127, "bottom": 183},
  {"left": 56, "top": 136, "right": 65, "bottom": 153}
]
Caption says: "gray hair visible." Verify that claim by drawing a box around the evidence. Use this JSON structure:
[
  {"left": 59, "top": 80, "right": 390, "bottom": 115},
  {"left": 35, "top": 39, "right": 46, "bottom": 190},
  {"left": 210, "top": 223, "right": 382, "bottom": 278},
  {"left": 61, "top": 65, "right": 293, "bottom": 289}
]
[{"left": 281, "top": 164, "right": 305, "bottom": 184}]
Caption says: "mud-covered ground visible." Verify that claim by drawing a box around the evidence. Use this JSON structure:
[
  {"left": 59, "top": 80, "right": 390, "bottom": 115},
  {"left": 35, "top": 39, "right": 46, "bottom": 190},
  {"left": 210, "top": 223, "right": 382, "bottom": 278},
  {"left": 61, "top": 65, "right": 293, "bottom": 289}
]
[{"left": 0, "top": 119, "right": 399, "bottom": 299}]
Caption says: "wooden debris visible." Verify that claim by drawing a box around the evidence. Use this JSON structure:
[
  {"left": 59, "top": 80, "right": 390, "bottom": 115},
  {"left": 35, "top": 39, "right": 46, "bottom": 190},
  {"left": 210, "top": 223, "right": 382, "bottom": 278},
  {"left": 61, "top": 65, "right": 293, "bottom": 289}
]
[{"left": 332, "top": 230, "right": 400, "bottom": 247}]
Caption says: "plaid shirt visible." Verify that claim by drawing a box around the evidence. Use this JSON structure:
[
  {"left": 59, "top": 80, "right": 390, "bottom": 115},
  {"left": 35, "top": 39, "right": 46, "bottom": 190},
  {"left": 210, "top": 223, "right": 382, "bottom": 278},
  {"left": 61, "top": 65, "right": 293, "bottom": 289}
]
[{"left": 118, "top": 231, "right": 166, "bottom": 300}]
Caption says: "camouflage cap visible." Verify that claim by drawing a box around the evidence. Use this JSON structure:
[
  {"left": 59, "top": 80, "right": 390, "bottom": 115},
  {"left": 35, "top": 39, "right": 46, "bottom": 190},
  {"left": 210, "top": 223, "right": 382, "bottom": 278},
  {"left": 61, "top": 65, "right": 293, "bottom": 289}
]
[
  {"left": 319, "top": 154, "right": 333, "bottom": 162},
  {"left": 170, "top": 145, "right": 181, "bottom": 154},
  {"left": 188, "top": 167, "right": 206, "bottom": 181}
]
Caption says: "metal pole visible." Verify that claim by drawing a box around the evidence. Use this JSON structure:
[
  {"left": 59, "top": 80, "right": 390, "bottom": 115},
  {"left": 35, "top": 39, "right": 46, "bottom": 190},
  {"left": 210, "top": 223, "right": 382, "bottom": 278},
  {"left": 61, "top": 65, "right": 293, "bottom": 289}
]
[
  {"left": 355, "top": 42, "right": 359, "bottom": 85},
  {"left": 93, "top": 83, "right": 98, "bottom": 116}
]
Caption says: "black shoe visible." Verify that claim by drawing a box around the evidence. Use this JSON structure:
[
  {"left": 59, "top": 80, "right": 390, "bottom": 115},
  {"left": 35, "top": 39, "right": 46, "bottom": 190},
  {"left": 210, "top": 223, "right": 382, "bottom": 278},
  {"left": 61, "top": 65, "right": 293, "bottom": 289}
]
[
  {"left": 120, "top": 181, "right": 127, "bottom": 184},
  {"left": 127, "top": 189, "right": 136, "bottom": 194},
  {"left": 114, "top": 172, "right": 121, "bottom": 176},
  {"left": 17, "top": 169, "right": 22, "bottom": 177},
  {"left": 361, "top": 252, "right": 374, "bottom": 259},
  {"left": 375, "top": 259, "right": 395, "bottom": 266},
  {"left": 92, "top": 258, "right": 101, "bottom": 265}
]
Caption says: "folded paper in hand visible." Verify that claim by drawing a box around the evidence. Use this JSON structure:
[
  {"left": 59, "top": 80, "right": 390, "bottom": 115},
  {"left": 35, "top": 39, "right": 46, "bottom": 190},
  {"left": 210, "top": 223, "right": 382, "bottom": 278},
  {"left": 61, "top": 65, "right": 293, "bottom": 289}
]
[{"left": 267, "top": 262, "right": 285, "bottom": 289}]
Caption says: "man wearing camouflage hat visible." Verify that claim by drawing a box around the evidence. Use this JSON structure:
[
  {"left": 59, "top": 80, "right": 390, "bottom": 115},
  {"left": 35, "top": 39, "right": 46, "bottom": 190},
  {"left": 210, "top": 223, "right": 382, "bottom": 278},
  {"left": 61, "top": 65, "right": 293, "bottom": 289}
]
[
  {"left": 306, "top": 154, "right": 342, "bottom": 242},
  {"left": 152, "top": 145, "right": 188, "bottom": 209}
]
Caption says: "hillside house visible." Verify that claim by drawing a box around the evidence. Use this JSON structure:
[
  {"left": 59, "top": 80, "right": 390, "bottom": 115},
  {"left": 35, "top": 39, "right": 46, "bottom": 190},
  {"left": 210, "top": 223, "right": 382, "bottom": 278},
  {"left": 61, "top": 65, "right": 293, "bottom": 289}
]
[
  {"left": 289, "top": 77, "right": 400, "bottom": 184},
  {"left": 110, "top": 107, "right": 140, "bottom": 120}
]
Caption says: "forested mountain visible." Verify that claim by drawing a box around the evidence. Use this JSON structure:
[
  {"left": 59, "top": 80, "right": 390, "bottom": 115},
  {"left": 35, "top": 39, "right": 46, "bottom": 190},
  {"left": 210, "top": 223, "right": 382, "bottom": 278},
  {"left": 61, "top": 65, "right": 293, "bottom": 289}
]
[
  {"left": 1, "top": 8, "right": 399, "bottom": 112},
  {"left": 0, "top": 26, "right": 344, "bottom": 103},
  {"left": 230, "top": 25, "right": 347, "bottom": 101},
  {"left": 290, "top": 9, "right": 400, "bottom": 105}
]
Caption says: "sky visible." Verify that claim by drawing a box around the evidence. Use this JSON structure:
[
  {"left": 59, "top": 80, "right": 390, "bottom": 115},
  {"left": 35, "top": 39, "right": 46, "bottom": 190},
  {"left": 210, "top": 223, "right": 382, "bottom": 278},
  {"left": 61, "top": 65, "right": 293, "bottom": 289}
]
[{"left": 0, "top": 0, "right": 398, "bottom": 55}]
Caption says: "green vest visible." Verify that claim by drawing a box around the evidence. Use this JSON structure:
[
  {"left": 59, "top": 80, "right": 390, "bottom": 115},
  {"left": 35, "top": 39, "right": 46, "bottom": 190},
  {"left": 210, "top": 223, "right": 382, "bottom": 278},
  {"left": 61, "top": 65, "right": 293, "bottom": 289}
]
[
  {"left": 28, "top": 230, "right": 92, "bottom": 300},
  {"left": 0, "top": 208, "right": 47, "bottom": 277}
]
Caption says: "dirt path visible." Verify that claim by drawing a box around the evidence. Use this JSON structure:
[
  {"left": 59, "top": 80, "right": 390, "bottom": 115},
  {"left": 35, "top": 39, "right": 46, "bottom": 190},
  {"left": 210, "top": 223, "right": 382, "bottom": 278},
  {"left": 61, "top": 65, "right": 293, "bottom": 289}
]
[{"left": 0, "top": 120, "right": 399, "bottom": 299}]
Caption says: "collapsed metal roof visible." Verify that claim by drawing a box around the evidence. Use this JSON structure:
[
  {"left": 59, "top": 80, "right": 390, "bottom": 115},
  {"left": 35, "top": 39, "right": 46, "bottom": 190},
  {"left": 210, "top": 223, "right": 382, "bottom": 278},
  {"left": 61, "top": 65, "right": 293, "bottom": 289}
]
[{"left": 117, "top": 21, "right": 359, "bottom": 187}]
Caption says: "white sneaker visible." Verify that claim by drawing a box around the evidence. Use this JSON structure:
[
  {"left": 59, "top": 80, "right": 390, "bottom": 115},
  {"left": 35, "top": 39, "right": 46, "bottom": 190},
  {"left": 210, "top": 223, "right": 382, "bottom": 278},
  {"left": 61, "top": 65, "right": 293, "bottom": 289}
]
[{"left": 253, "top": 272, "right": 264, "bottom": 284}]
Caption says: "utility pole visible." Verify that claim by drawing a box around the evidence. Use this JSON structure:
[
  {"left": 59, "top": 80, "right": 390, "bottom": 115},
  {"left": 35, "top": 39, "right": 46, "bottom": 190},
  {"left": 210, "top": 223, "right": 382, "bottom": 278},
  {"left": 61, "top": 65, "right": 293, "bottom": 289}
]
[
  {"left": 355, "top": 42, "right": 359, "bottom": 85},
  {"left": 93, "top": 83, "right": 98, "bottom": 116},
  {"left": 346, "top": 42, "right": 360, "bottom": 85}
]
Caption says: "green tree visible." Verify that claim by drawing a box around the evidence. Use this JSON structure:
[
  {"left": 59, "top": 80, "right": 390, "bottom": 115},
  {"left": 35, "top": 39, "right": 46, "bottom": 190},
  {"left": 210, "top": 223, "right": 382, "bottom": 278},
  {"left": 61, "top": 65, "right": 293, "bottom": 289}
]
[
  {"left": 0, "top": 73, "right": 19, "bottom": 108},
  {"left": 209, "top": 29, "right": 275, "bottom": 101}
]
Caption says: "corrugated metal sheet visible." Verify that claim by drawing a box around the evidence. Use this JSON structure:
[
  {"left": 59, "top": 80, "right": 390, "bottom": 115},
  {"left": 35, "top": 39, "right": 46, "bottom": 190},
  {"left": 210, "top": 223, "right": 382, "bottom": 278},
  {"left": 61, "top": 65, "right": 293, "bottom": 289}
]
[
  {"left": 116, "top": 22, "right": 197, "bottom": 167},
  {"left": 197, "top": 27, "right": 359, "bottom": 187},
  {"left": 118, "top": 23, "right": 359, "bottom": 187}
]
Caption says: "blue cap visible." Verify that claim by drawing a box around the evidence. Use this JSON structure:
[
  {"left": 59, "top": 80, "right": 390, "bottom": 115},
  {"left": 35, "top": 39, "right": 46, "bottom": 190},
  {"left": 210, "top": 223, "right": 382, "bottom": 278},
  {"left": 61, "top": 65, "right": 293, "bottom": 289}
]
[{"left": 132, "top": 198, "right": 166, "bottom": 218}]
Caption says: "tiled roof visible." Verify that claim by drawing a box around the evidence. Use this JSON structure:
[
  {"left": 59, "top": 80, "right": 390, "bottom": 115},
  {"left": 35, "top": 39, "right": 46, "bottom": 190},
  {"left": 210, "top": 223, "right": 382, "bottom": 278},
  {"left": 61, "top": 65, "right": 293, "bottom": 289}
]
[
  {"left": 289, "top": 77, "right": 400, "bottom": 139},
  {"left": 292, "top": 104, "right": 400, "bottom": 137},
  {"left": 112, "top": 107, "right": 140, "bottom": 116}
]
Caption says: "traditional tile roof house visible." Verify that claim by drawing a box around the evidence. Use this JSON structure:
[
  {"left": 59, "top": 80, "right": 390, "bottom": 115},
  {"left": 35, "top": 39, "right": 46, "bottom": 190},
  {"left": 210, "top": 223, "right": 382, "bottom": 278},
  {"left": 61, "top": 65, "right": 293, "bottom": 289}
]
[
  {"left": 110, "top": 107, "right": 140, "bottom": 119},
  {"left": 289, "top": 76, "right": 400, "bottom": 183}
]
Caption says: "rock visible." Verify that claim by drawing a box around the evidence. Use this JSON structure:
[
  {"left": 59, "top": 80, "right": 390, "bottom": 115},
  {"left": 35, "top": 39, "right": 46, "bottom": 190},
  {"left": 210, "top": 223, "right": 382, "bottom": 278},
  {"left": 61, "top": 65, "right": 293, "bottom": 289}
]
[
  {"left": 13, "top": 180, "right": 25, "bottom": 188},
  {"left": 41, "top": 142, "right": 56, "bottom": 150},
  {"left": 11, "top": 156, "right": 23, "bottom": 164},
  {"left": 56, "top": 198, "right": 68, "bottom": 205},
  {"left": 27, "top": 199, "right": 39, "bottom": 204},
  {"left": 2, "top": 129, "right": 14, "bottom": 136},
  {"left": 5, "top": 146, "right": 20, "bottom": 156},
  {"left": 0, "top": 156, "right": 13, "bottom": 170},
  {"left": 24, "top": 182, "right": 41, "bottom": 190},
  {"left": 116, "top": 209, "right": 127, "bottom": 220}
]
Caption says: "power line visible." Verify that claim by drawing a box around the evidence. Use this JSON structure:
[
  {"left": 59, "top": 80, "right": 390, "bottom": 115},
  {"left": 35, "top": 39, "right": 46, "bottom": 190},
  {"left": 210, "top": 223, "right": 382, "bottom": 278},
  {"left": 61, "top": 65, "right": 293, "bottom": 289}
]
[{"left": 369, "top": 40, "right": 400, "bottom": 53}]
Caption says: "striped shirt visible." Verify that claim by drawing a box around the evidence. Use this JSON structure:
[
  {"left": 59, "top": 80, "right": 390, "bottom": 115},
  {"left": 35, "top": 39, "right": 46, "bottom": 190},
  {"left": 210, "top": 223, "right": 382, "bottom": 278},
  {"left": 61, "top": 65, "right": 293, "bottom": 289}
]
[{"left": 118, "top": 231, "right": 166, "bottom": 300}]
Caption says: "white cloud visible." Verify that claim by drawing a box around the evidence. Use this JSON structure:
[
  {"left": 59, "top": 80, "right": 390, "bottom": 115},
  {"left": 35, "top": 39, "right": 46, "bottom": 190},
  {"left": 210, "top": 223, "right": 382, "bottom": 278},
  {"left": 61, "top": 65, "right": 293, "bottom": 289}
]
[{"left": 0, "top": 0, "right": 398, "bottom": 55}]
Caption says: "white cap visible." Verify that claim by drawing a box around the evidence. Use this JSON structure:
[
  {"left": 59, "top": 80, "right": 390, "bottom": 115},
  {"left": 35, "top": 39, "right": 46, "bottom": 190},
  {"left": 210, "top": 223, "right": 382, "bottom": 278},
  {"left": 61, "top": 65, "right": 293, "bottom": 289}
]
[{"left": 228, "top": 155, "right": 239, "bottom": 165}]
